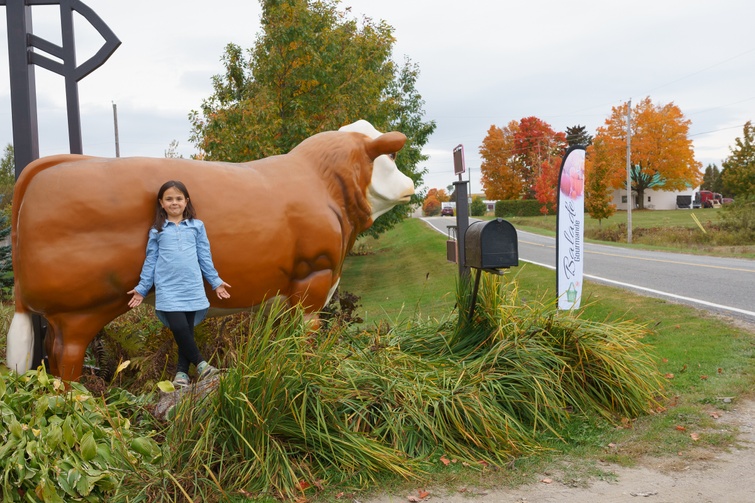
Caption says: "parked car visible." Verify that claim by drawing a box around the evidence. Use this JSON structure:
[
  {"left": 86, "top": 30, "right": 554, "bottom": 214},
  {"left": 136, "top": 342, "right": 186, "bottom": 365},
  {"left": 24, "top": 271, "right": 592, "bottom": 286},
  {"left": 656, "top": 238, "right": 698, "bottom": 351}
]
[{"left": 441, "top": 207, "right": 454, "bottom": 216}]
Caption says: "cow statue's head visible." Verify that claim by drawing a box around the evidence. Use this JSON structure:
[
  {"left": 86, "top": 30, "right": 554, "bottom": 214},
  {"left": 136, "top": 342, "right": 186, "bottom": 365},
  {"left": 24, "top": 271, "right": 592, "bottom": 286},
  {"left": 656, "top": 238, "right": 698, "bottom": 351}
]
[{"left": 339, "top": 120, "right": 415, "bottom": 219}]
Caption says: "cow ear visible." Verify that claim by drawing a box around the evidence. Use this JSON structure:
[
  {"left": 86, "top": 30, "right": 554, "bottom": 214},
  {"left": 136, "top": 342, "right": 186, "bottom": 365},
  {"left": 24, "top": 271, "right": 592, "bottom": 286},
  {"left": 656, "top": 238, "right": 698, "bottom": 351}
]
[{"left": 366, "top": 132, "right": 407, "bottom": 161}]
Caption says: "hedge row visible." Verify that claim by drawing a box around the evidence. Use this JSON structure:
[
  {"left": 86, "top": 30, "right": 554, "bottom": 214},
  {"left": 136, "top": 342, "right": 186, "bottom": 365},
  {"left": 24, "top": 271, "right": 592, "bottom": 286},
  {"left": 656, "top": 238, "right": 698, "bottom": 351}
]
[{"left": 494, "top": 199, "right": 548, "bottom": 217}]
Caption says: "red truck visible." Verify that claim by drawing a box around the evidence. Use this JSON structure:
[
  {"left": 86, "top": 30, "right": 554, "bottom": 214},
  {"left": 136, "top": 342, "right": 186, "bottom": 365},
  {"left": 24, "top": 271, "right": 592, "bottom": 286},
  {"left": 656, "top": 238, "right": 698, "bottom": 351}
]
[{"left": 695, "top": 190, "right": 723, "bottom": 208}]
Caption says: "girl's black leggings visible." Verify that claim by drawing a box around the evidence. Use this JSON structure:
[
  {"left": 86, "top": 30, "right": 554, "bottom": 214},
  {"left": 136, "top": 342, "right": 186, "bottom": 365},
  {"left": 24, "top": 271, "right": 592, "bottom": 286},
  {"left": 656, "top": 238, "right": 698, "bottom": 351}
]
[{"left": 159, "top": 310, "right": 201, "bottom": 374}]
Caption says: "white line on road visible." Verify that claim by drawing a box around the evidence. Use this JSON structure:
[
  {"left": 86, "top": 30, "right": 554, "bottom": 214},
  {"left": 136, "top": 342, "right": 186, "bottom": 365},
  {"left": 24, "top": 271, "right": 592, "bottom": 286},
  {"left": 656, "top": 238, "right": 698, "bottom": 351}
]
[{"left": 521, "top": 259, "right": 755, "bottom": 319}]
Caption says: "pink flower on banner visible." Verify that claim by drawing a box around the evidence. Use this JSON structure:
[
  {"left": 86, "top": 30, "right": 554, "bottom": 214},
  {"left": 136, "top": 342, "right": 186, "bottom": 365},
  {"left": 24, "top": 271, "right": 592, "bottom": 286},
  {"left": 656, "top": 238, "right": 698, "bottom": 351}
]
[{"left": 560, "top": 156, "right": 584, "bottom": 199}]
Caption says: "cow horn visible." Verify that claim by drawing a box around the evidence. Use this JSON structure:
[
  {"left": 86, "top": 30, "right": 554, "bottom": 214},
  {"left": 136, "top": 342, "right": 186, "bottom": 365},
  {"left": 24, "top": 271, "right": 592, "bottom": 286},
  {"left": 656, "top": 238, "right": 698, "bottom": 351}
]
[{"left": 366, "top": 131, "right": 407, "bottom": 161}]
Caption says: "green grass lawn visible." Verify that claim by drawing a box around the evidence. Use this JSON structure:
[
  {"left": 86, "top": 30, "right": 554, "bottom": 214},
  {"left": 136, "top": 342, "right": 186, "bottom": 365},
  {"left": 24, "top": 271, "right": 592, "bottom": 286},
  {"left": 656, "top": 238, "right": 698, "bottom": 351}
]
[{"left": 506, "top": 208, "right": 724, "bottom": 233}]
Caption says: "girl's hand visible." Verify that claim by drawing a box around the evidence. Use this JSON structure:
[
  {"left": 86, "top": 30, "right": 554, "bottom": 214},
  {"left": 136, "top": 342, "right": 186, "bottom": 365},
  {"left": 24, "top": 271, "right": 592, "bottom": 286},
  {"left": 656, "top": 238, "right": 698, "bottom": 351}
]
[
  {"left": 127, "top": 290, "right": 144, "bottom": 308},
  {"left": 215, "top": 282, "right": 231, "bottom": 299}
]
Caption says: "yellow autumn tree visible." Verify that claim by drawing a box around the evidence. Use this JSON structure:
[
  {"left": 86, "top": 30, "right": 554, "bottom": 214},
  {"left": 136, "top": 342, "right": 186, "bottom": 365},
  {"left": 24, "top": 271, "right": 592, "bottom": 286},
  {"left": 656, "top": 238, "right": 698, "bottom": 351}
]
[
  {"left": 592, "top": 97, "right": 702, "bottom": 209},
  {"left": 585, "top": 139, "right": 617, "bottom": 225}
]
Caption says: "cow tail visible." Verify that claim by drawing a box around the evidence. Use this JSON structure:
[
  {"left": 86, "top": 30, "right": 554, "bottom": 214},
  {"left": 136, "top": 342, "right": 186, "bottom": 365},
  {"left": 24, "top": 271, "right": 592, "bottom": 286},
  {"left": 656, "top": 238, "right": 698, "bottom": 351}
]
[{"left": 6, "top": 311, "right": 34, "bottom": 374}]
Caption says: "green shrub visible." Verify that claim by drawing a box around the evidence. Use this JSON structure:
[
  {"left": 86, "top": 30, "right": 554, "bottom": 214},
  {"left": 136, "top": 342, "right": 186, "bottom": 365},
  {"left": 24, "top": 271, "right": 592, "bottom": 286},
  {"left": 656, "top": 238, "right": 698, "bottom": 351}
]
[
  {"left": 470, "top": 196, "right": 487, "bottom": 216},
  {"left": 495, "top": 199, "right": 544, "bottom": 217},
  {"left": 719, "top": 195, "right": 755, "bottom": 238}
]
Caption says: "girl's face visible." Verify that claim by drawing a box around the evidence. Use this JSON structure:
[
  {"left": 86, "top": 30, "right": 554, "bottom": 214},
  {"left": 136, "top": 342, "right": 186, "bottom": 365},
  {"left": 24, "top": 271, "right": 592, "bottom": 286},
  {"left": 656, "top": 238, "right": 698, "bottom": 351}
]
[{"left": 159, "top": 186, "right": 188, "bottom": 221}]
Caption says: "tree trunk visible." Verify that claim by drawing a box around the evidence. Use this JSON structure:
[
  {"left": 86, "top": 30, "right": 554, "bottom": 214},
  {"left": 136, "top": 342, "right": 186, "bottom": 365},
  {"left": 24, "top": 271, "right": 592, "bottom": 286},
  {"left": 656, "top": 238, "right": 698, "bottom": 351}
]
[{"left": 636, "top": 187, "right": 645, "bottom": 209}]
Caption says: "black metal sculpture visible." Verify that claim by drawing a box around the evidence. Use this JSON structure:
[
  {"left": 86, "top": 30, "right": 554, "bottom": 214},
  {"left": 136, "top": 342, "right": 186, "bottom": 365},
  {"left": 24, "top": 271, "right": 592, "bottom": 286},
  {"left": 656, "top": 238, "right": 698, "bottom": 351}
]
[{"left": 2, "top": 0, "right": 120, "bottom": 177}]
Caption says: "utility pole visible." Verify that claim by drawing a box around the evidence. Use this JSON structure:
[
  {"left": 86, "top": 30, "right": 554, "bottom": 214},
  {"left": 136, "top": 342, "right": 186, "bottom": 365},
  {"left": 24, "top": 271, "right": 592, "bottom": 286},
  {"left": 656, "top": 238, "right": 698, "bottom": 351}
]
[
  {"left": 626, "top": 99, "right": 632, "bottom": 244},
  {"left": 112, "top": 102, "right": 120, "bottom": 157}
]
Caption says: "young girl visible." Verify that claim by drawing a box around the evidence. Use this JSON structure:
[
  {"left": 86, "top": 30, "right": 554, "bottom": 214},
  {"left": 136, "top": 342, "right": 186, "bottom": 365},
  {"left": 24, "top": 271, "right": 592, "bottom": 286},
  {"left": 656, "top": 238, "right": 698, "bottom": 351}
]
[{"left": 128, "top": 180, "right": 231, "bottom": 387}]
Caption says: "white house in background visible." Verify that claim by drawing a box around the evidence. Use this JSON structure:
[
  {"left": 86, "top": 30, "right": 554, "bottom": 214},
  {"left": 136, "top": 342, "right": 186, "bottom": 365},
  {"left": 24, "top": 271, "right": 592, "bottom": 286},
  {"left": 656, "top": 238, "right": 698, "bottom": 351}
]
[{"left": 611, "top": 186, "right": 700, "bottom": 210}]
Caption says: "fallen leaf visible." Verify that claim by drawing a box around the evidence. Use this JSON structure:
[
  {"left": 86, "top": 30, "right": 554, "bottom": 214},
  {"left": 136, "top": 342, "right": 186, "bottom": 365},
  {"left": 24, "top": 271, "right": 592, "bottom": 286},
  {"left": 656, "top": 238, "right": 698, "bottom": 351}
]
[
  {"left": 718, "top": 367, "right": 723, "bottom": 374},
  {"left": 295, "top": 481, "right": 311, "bottom": 491},
  {"left": 675, "top": 425, "right": 686, "bottom": 431},
  {"left": 157, "top": 380, "right": 175, "bottom": 393},
  {"left": 680, "top": 364, "right": 688, "bottom": 372},
  {"left": 710, "top": 411, "right": 721, "bottom": 419},
  {"left": 700, "top": 375, "right": 708, "bottom": 380},
  {"left": 115, "top": 359, "right": 131, "bottom": 376},
  {"left": 541, "top": 478, "right": 553, "bottom": 484},
  {"left": 690, "top": 433, "right": 700, "bottom": 441},
  {"left": 664, "top": 373, "right": 675, "bottom": 379},
  {"left": 662, "top": 358, "right": 668, "bottom": 363},
  {"left": 335, "top": 493, "right": 344, "bottom": 499},
  {"left": 407, "top": 497, "right": 420, "bottom": 502},
  {"left": 418, "top": 489, "right": 430, "bottom": 499},
  {"left": 440, "top": 456, "right": 451, "bottom": 466},
  {"left": 479, "top": 460, "right": 490, "bottom": 467},
  {"left": 607, "top": 443, "right": 617, "bottom": 449}
]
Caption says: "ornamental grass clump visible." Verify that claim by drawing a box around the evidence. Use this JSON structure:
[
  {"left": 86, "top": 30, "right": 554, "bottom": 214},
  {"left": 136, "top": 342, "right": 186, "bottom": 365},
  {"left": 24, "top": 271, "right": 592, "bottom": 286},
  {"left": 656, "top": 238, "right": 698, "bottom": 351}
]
[
  {"left": 146, "top": 279, "right": 663, "bottom": 501},
  {"left": 153, "top": 300, "right": 417, "bottom": 501},
  {"left": 451, "top": 274, "right": 665, "bottom": 422}
]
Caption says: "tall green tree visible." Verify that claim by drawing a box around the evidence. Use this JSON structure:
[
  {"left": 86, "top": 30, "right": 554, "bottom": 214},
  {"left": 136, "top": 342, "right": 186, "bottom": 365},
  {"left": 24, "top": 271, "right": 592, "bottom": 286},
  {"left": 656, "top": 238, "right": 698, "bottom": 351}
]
[
  {"left": 566, "top": 124, "right": 593, "bottom": 147},
  {"left": 0, "top": 144, "right": 14, "bottom": 298},
  {"left": 721, "top": 121, "right": 755, "bottom": 198},
  {"left": 189, "top": 0, "right": 434, "bottom": 235},
  {"left": 1, "top": 143, "right": 15, "bottom": 213},
  {"left": 701, "top": 163, "right": 723, "bottom": 192}
]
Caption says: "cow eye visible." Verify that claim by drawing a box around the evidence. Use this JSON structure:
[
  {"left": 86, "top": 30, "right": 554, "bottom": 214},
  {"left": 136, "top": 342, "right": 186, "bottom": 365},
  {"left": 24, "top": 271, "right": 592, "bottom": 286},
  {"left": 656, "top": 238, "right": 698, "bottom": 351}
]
[{"left": 389, "top": 152, "right": 396, "bottom": 160}]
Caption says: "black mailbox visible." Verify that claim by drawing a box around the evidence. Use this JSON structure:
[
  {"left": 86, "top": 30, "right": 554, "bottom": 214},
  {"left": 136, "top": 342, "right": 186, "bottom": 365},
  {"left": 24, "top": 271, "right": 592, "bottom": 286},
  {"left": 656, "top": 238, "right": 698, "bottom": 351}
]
[{"left": 464, "top": 218, "right": 518, "bottom": 270}]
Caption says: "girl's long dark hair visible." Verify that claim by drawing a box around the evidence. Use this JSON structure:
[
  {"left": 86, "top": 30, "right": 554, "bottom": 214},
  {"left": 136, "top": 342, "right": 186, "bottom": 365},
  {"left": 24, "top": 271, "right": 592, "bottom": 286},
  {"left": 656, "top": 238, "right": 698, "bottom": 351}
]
[{"left": 153, "top": 180, "right": 197, "bottom": 231}]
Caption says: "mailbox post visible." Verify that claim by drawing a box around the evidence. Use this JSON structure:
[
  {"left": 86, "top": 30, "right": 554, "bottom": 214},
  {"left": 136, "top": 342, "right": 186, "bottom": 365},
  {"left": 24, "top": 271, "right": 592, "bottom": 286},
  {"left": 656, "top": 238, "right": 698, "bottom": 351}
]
[{"left": 464, "top": 218, "right": 519, "bottom": 320}]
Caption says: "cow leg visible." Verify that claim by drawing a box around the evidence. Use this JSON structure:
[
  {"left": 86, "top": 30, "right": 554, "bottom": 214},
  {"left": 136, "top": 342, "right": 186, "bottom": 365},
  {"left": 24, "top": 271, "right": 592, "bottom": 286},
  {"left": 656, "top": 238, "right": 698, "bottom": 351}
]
[
  {"left": 46, "top": 304, "right": 128, "bottom": 381},
  {"left": 290, "top": 270, "right": 336, "bottom": 331},
  {"left": 44, "top": 322, "right": 63, "bottom": 376}
]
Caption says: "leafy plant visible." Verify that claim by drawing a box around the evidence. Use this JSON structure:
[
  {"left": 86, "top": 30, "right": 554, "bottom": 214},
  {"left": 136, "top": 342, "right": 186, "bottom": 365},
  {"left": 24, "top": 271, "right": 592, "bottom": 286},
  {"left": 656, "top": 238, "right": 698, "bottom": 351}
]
[{"left": 0, "top": 366, "right": 162, "bottom": 502}]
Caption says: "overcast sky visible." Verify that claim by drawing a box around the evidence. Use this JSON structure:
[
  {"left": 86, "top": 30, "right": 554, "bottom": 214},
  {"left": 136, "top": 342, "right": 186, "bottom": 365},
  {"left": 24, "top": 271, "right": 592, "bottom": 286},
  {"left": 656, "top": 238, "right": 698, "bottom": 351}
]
[{"left": 2, "top": 0, "right": 755, "bottom": 193}]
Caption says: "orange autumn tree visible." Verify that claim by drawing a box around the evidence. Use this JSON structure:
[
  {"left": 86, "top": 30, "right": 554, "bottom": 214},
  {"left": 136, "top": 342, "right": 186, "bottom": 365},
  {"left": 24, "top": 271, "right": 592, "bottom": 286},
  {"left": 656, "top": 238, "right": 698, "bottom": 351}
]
[
  {"left": 513, "top": 117, "right": 567, "bottom": 198},
  {"left": 422, "top": 188, "right": 449, "bottom": 216},
  {"left": 480, "top": 118, "right": 566, "bottom": 201},
  {"left": 479, "top": 122, "right": 524, "bottom": 200},
  {"left": 592, "top": 97, "right": 702, "bottom": 209},
  {"left": 533, "top": 157, "right": 561, "bottom": 215}
]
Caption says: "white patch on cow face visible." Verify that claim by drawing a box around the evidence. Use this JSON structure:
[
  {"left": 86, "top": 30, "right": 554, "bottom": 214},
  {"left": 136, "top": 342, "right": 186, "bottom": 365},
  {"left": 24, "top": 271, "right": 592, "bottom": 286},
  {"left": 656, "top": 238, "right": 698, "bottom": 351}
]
[{"left": 339, "top": 120, "right": 415, "bottom": 220}]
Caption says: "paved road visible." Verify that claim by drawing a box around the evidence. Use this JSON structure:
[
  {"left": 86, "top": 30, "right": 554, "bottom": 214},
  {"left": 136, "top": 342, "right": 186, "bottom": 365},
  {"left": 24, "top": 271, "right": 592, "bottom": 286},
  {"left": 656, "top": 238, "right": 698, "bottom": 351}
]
[{"left": 423, "top": 216, "right": 755, "bottom": 325}]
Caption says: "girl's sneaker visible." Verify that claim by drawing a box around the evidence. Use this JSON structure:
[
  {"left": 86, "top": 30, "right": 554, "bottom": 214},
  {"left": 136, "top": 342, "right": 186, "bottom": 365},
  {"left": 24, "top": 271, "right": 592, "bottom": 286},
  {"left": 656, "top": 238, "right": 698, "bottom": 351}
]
[
  {"left": 173, "top": 372, "right": 190, "bottom": 388},
  {"left": 197, "top": 361, "right": 220, "bottom": 381}
]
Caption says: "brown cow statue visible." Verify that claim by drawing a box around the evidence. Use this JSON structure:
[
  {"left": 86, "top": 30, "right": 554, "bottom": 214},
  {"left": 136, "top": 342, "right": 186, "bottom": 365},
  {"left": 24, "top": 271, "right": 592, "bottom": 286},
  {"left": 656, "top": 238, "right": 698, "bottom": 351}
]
[{"left": 6, "top": 119, "right": 414, "bottom": 380}]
